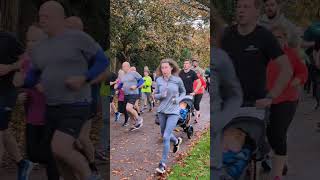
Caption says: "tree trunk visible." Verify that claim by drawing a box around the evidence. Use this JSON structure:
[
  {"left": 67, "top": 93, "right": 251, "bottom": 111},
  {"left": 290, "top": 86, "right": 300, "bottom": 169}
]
[{"left": 0, "top": 0, "right": 20, "bottom": 34}]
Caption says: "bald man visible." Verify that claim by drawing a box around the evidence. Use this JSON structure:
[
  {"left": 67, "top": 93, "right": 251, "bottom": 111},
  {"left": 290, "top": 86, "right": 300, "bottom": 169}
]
[
  {"left": 21, "top": 1, "right": 108, "bottom": 180},
  {"left": 65, "top": 16, "right": 84, "bottom": 31},
  {"left": 65, "top": 15, "right": 102, "bottom": 175},
  {"left": 118, "top": 62, "right": 144, "bottom": 129}
]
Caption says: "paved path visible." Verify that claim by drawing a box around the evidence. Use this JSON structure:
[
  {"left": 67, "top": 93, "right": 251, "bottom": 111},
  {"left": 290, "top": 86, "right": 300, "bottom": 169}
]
[
  {"left": 110, "top": 92, "right": 210, "bottom": 180},
  {"left": 285, "top": 93, "right": 320, "bottom": 180}
]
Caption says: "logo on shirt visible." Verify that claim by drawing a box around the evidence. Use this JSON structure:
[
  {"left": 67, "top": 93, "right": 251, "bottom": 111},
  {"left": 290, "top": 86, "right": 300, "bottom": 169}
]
[{"left": 244, "top": 45, "right": 259, "bottom": 51}]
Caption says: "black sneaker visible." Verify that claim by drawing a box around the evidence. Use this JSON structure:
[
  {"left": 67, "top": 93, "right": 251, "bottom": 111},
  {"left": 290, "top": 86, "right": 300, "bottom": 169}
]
[
  {"left": 122, "top": 122, "right": 129, "bottom": 127},
  {"left": 173, "top": 137, "right": 182, "bottom": 153},
  {"left": 156, "top": 163, "right": 166, "bottom": 174}
]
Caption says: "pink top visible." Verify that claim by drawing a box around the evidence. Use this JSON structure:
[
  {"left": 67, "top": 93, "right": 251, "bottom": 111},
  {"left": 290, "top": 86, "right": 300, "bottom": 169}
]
[
  {"left": 20, "top": 53, "right": 46, "bottom": 125},
  {"left": 116, "top": 80, "right": 125, "bottom": 101}
]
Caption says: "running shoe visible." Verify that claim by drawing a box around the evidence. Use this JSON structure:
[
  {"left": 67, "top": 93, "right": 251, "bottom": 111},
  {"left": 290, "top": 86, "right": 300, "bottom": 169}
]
[
  {"left": 122, "top": 122, "right": 129, "bottom": 127},
  {"left": 173, "top": 137, "right": 182, "bottom": 153},
  {"left": 156, "top": 163, "right": 166, "bottom": 174},
  {"left": 115, "top": 112, "right": 121, "bottom": 122},
  {"left": 130, "top": 122, "right": 143, "bottom": 131},
  {"left": 129, "top": 117, "right": 143, "bottom": 131},
  {"left": 17, "top": 159, "right": 33, "bottom": 180}
]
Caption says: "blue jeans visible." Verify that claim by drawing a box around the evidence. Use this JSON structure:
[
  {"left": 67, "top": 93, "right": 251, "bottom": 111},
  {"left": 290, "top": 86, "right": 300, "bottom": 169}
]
[
  {"left": 100, "top": 95, "right": 109, "bottom": 151},
  {"left": 158, "top": 113, "right": 179, "bottom": 164}
]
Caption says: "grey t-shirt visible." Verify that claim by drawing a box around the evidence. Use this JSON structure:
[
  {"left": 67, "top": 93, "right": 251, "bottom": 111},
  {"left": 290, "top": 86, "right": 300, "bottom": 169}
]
[
  {"left": 31, "top": 30, "right": 99, "bottom": 105},
  {"left": 121, "top": 71, "right": 142, "bottom": 95}
]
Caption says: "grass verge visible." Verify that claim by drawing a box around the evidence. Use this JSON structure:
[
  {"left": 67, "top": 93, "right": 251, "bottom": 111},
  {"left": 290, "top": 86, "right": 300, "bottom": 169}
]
[{"left": 168, "top": 130, "right": 210, "bottom": 180}]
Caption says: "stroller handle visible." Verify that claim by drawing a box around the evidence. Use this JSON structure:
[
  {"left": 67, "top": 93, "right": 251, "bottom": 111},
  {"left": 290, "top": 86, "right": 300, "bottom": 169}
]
[{"left": 241, "top": 101, "right": 256, "bottom": 107}]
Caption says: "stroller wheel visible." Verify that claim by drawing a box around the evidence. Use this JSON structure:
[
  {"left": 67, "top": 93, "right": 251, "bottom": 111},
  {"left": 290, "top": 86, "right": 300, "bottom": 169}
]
[{"left": 187, "top": 125, "right": 194, "bottom": 139}]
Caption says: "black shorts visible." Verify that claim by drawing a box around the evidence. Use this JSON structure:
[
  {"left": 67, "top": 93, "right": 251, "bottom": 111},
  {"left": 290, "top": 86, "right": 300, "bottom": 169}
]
[
  {"left": 0, "top": 91, "right": 17, "bottom": 131},
  {"left": 124, "top": 94, "right": 139, "bottom": 105},
  {"left": 46, "top": 104, "right": 90, "bottom": 138}
]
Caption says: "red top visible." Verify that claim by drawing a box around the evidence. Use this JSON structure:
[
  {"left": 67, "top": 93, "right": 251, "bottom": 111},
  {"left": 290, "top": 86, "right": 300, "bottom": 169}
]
[
  {"left": 193, "top": 77, "right": 206, "bottom": 94},
  {"left": 267, "top": 46, "right": 308, "bottom": 104}
]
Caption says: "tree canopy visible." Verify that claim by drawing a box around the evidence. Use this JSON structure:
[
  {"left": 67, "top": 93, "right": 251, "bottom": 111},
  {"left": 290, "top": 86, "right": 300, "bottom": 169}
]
[{"left": 110, "top": 0, "right": 210, "bottom": 73}]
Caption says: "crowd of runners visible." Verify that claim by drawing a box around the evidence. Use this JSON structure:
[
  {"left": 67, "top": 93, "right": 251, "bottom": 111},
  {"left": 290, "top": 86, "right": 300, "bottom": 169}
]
[
  {"left": 109, "top": 58, "right": 209, "bottom": 174},
  {"left": 1, "top": 1, "right": 109, "bottom": 180},
  {"left": 212, "top": 0, "right": 320, "bottom": 180}
]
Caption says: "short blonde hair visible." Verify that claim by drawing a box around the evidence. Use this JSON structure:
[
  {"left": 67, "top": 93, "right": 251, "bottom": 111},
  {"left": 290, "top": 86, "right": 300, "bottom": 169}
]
[{"left": 270, "top": 23, "right": 289, "bottom": 39}]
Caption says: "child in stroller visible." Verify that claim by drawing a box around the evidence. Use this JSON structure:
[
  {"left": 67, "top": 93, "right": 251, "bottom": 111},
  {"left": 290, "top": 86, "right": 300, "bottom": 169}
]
[
  {"left": 177, "top": 95, "right": 194, "bottom": 139},
  {"left": 221, "top": 104, "right": 269, "bottom": 180}
]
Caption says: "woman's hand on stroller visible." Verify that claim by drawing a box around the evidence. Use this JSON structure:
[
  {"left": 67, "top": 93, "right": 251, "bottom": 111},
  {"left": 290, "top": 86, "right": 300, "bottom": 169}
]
[{"left": 255, "top": 98, "right": 272, "bottom": 109}]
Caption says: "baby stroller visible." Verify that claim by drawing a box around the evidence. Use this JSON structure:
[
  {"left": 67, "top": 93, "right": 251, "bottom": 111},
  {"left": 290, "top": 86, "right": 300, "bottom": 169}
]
[
  {"left": 221, "top": 102, "right": 269, "bottom": 180},
  {"left": 177, "top": 95, "right": 194, "bottom": 139}
]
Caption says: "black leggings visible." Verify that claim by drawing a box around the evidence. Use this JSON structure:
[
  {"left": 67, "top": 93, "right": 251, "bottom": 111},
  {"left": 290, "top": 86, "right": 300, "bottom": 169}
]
[
  {"left": 118, "top": 101, "right": 129, "bottom": 123},
  {"left": 267, "top": 101, "right": 298, "bottom": 156},
  {"left": 193, "top": 94, "right": 203, "bottom": 111}
]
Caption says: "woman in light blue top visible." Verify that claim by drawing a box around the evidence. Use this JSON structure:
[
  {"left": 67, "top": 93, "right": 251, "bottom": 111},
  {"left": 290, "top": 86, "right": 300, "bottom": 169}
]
[{"left": 154, "top": 58, "right": 186, "bottom": 174}]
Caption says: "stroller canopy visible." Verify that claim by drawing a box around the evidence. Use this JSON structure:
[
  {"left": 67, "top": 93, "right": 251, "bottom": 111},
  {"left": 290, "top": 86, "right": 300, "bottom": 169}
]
[{"left": 179, "top": 95, "right": 194, "bottom": 109}]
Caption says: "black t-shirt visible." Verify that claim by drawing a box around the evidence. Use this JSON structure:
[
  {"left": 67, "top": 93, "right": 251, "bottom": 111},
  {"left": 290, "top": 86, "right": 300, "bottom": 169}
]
[
  {"left": 179, "top": 69, "right": 197, "bottom": 94},
  {"left": 0, "top": 32, "right": 24, "bottom": 95},
  {"left": 221, "top": 25, "right": 284, "bottom": 102}
]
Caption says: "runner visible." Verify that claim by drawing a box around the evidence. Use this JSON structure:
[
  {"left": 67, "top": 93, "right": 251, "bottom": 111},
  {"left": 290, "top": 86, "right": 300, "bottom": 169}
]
[
  {"left": 14, "top": 24, "right": 60, "bottom": 180},
  {"left": 266, "top": 24, "right": 308, "bottom": 180},
  {"left": 19, "top": 1, "right": 109, "bottom": 179},
  {"left": 179, "top": 59, "right": 198, "bottom": 95},
  {"left": 259, "top": 0, "right": 298, "bottom": 47},
  {"left": 120, "top": 62, "right": 144, "bottom": 131},
  {"left": 0, "top": 11, "right": 33, "bottom": 180},
  {"left": 129, "top": 66, "right": 142, "bottom": 114},
  {"left": 108, "top": 71, "right": 118, "bottom": 116},
  {"left": 192, "top": 58, "right": 204, "bottom": 77},
  {"left": 190, "top": 68, "right": 206, "bottom": 123},
  {"left": 154, "top": 58, "right": 186, "bottom": 174},
  {"left": 141, "top": 69, "right": 153, "bottom": 112},
  {"left": 312, "top": 40, "right": 320, "bottom": 109},
  {"left": 114, "top": 70, "right": 128, "bottom": 125},
  {"left": 204, "top": 67, "right": 210, "bottom": 92},
  {"left": 220, "top": 0, "right": 293, "bottom": 179},
  {"left": 65, "top": 15, "right": 101, "bottom": 175}
]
